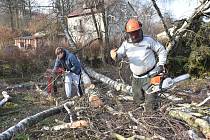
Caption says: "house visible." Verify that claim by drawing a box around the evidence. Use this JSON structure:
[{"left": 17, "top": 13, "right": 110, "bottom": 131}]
[
  {"left": 15, "top": 32, "right": 47, "bottom": 50},
  {"left": 67, "top": 7, "right": 105, "bottom": 61},
  {"left": 67, "top": 7, "right": 105, "bottom": 46},
  {"left": 66, "top": 1, "right": 136, "bottom": 62}
]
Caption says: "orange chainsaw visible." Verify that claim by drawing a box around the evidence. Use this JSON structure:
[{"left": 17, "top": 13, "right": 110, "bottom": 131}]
[{"left": 144, "top": 72, "right": 190, "bottom": 94}]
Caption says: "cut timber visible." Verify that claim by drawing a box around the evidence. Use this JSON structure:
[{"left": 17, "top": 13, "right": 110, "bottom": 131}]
[
  {"left": 84, "top": 67, "right": 132, "bottom": 93},
  {"left": 0, "top": 105, "right": 64, "bottom": 140},
  {"left": 169, "top": 110, "right": 210, "bottom": 139},
  {"left": 89, "top": 95, "right": 103, "bottom": 108},
  {"left": 84, "top": 66, "right": 183, "bottom": 102},
  {"left": 0, "top": 91, "right": 11, "bottom": 107},
  {"left": 51, "top": 120, "right": 89, "bottom": 131},
  {"left": 64, "top": 101, "right": 75, "bottom": 123}
]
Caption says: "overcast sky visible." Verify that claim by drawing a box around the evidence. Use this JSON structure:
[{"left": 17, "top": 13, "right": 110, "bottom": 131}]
[
  {"left": 37, "top": 0, "right": 50, "bottom": 6},
  {"left": 36, "top": 0, "right": 199, "bottom": 19},
  {"left": 157, "top": 0, "right": 199, "bottom": 19}
]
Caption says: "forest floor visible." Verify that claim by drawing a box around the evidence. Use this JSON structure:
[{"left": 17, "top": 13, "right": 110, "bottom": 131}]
[{"left": 0, "top": 65, "right": 210, "bottom": 140}]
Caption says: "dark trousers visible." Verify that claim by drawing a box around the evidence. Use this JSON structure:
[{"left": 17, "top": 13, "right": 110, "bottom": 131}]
[{"left": 132, "top": 76, "right": 159, "bottom": 111}]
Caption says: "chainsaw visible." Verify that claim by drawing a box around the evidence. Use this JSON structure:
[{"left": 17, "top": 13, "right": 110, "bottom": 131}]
[{"left": 143, "top": 68, "right": 190, "bottom": 94}]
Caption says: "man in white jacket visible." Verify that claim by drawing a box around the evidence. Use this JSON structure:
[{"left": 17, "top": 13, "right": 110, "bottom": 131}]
[{"left": 110, "top": 18, "right": 167, "bottom": 111}]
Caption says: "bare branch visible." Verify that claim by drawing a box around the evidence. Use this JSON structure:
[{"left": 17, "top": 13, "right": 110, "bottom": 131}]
[{"left": 151, "top": 0, "right": 173, "bottom": 43}]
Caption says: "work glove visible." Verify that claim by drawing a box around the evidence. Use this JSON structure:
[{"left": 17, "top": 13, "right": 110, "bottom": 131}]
[
  {"left": 148, "top": 65, "right": 164, "bottom": 78},
  {"left": 156, "top": 65, "right": 164, "bottom": 74},
  {"left": 56, "top": 68, "right": 65, "bottom": 75},
  {"left": 110, "top": 48, "right": 118, "bottom": 61}
]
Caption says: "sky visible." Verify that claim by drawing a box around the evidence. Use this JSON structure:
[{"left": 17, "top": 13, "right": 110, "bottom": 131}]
[
  {"left": 36, "top": 0, "right": 199, "bottom": 19},
  {"left": 37, "top": 0, "right": 50, "bottom": 6},
  {"left": 157, "top": 0, "right": 199, "bottom": 19}
]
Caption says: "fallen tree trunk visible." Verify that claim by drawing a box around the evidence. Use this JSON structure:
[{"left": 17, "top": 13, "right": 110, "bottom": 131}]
[
  {"left": 84, "top": 67, "right": 183, "bottom": 101},
  {"left": 169, "top": 110, "right": 210, "bottom": 139},
  {"left": 0, "top": 105, "right": 64, "bottom": 140},
  {"left": 0, "top": 66, "right": 203, "bottom": 139},
  {"left": 5, "top": 81, "right": 58, "bottom": 91},
  {"left": 84, "top": 67, "right": 210, "bottom": 138},
  {"left": 84, "top": 67, "right": 132, "bottom": 93}
]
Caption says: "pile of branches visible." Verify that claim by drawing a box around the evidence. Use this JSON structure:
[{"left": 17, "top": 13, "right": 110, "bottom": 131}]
[
  {"left": 0, "top": 67, "right": 210, "bottom": 140},
  {"left": 0, "top": 87, "right": 188, "bottom": 140},
  {"left": 54, "top": 91, "right": 190, "bottom": 140}
]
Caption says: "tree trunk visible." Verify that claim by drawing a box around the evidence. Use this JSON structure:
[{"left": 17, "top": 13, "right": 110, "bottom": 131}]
[
  {"left": 169, "top": 110, "right": 210, "bottom": 139},
  {"left": 101, "top": 1, "right": 109, "bottom": 64},
  {"left": 15, "top": 7, "right": 19, "bottom": 29},
  {"left": 57, "top": 0, "right": 76, "bottom": 48},
  {"left": 90, "top": 8, "right": 106, "bottom": 64},
  {"left": 151, "top": 0, "right": 173, "bottom": 43},
  {"left": 91, "top": 8, "right": 100, "bottom": 39},
  {"left": 28, "top": 0, "right": 32, "bottom": 19},
  {"left": 8, "top": 2, "right": 14, "bottom": 31},
  {"left": 0, "top": 105, "right": 64, "bottom": 140},
  {"left": 152, "top": 0, "right": 210, "bottom": 53},
  {"left": 0, "top": 91, "right": 11, "bottom": 107},
  {"left": 84, "top": 67, "right": 132, "bottom": 93}
]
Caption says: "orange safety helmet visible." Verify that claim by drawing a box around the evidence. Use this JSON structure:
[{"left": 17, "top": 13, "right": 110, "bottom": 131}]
[{"left": 125, "top": 18, "right": 142, "bottom": 33}]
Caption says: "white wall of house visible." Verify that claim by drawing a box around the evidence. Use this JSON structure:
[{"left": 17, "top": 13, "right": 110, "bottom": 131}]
[{"left": 67, "top": 13, "right": 105, "bottom": 45}]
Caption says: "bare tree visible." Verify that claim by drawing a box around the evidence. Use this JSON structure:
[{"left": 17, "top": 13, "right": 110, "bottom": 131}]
[
  {"left": 0, "top": 0, "right": 38, "bottom": 30},
  {"left": 152, "top": 0, "right": 210, "bottom": 53},
  {"left": 54, "top": 0, "right": 76, "bottom": 47},
  {"left": 0, "top": 0, "right": 15, "bottom": 30}
]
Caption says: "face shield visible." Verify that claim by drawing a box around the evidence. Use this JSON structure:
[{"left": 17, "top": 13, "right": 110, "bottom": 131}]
[{"left": 126, "top": 29, "right": 143, "bottom": 43}]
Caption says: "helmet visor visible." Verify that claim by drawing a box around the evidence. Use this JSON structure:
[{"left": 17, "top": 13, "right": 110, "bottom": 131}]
[{"left": 127, "top": 30, "right": 143, "bottom": 43}]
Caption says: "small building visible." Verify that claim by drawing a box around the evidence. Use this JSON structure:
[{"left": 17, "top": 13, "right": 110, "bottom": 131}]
[
  {"left": 67, "top": 7, "right": 106, "bottom": 61},
  {"left": 67, "top": 7, "right": 105, "bottom": 46},
  {"left": 15, "top": 32, "right": 47, "bottom": 50}
]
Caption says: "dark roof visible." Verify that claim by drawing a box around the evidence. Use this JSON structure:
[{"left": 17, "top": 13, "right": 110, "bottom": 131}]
[
  {"left": 15, "top": 32, "right": 46, "bottom": 40},
  {"left": 15, "top": 36, "right": 33, "bottom": 40}
]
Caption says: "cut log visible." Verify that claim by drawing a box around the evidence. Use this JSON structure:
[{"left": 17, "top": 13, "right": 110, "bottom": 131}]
[
  {"left": 84, "top": 67, "right": 132, "bottom": 93},
  {"left": 169, "top": 110, "right": 210, "bottom": 139},
  {"left": 0, "top": 91, "right": 11, "bottom": 107},
  {"left": 51, "top": 120, "right": 89, "bottom": 131},
  {"left": 89, "top": 95, "right": 103, "bottom": 108},
  {"left": 0, "top": 105, "right": 64, "bottom": 140},
  {"left": 84, "top": 67, "right": 185, "bottom": 102},
  {"left": 63, "top": 101, "right": 75, "bottom": 123}
]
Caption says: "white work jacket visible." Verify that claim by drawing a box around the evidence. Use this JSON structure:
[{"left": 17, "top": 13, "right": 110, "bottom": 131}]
[{"left": 117, "top": 35, "right": 167, "bottom": 76}]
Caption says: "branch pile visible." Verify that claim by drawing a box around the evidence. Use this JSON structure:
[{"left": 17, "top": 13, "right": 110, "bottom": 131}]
[{"left": 1, "top": 67, "right": 210, "bottom": 140}]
